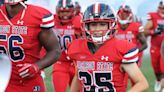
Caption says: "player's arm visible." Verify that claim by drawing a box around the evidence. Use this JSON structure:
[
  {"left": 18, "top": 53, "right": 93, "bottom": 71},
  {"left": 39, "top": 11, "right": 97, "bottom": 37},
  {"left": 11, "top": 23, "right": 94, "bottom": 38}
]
[
  {"left": 137, "top": 26, "right": 147, "bottom": 52},
  {"left": 137, "top": 32, "right": 147, "bottom": 52},
  {"left": 37, "top": 28, "right": 61, "bottom": 70},
  {"left": 143, "top": 19, "right": 153, "bottom": 36},
  {"left": 121, "top": 47, "right": 149, "bottom": 92},
  {"left": 70, "top": 70, "right": 80, "bottom": 92},
  {"left": 18, "top": 28, "right": 61, "bottom": 78},
  {"left": 18, "top": 12, "right": 61, "bottom": 79},
  {"left": 144, "top": 17, "right": 163, "bottom": 36},
  {"left": 122, "top": 63, "right": 149, "bottom": 92}
]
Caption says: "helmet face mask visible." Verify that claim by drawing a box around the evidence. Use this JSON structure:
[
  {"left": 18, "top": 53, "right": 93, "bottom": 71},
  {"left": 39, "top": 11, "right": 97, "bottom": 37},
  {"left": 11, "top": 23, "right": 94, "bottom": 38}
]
[
  {"left": 56, "top": 0, "right": 74, "bottom": 23},
  {"left": 86, "top": 28, "right": 111, "bottom": 44},
  {"left": 117, "top": 5, "right": 133, "bottom": 24},
  {"left": 83, "top": 3, "right": 117, "bottom": 44},
  {"left": 57, "top": 10, "right": 73, "bottom": 21}
]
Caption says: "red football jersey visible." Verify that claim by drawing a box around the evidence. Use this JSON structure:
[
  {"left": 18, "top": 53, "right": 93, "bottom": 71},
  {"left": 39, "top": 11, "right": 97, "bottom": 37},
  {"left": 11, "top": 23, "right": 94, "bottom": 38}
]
[
  {"left": 0, "top": 4, "right": 54, "bottom": 80},
  {"left": 148, "top": 12, "right": 164, "bottom": 48},
  {"left": 67, "top": 38, "right": 139, "bottom": 92},
  {"left": 54, "top": 14, "right": 82, "bottom": 62},
  {"left": 116, "top": 22, "right": 143, "bottom": 46}
]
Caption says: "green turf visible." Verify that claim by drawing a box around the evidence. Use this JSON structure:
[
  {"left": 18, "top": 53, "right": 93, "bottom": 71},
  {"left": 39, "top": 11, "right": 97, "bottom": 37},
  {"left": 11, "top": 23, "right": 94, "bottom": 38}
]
[
  {"left": 44, "top": 55, "right": 156, "bottom": 92},
  {"left": 44, "top": 66, "right": 53, "bottom": 92},
  {"left": 140, "top": 55, "right": 155, "bottom": 92}
]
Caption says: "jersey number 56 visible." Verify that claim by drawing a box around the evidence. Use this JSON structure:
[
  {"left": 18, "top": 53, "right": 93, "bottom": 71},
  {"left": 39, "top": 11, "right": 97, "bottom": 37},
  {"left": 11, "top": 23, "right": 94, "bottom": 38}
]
[{"left": 0, "top": 34, "right": 24, "bottom": 62}]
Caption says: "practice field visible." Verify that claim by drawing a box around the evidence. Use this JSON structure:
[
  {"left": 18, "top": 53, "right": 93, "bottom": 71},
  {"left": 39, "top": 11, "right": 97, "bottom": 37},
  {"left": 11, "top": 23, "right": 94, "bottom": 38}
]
[{"left": 44, "top": 55, "right": 155, "bottom": 92}]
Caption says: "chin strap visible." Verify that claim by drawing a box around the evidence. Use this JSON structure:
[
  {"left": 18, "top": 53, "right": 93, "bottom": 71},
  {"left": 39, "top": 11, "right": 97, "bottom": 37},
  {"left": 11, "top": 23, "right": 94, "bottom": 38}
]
[{"left": 19, "top": 1, "right": 27, "bottom": 9}]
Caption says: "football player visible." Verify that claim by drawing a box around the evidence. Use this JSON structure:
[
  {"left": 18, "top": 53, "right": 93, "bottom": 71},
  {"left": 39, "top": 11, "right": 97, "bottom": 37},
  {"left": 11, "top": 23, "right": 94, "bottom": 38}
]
[
  {"left": 68, "top": 3, "right": 149, "bottom": 92},
  {"left": 52, "top": 0, "right": 82, "bottom": 92},
  {"left": 116, "top": 4, "right": 147, "bottom": 66},
  {"left": 116, "top": 4, "right": 147, "bottom": 87},
  {"left": 144, "top": 1, "right": 164, "bottom": 91},
  {"left": 0, "top": 0, "right": 61, "bottom": 92}
]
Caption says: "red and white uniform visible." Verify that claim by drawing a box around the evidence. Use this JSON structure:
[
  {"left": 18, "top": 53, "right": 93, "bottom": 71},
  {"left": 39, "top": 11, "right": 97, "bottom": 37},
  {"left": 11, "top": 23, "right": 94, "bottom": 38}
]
[
  {"left": 148, "top": 12, "right": 164, "bottom": 74},
  {"left": 116, "top": 22, "right": 144, "bottom": 66},
  {"left": 52, "top": 14, "right": 82, "bottom": 92},
  {"left": 0, "top": 4, "right": 54, "bottom": 92},
  {"left": 67, "top": 38, "right": 139, "bottom": 92}
]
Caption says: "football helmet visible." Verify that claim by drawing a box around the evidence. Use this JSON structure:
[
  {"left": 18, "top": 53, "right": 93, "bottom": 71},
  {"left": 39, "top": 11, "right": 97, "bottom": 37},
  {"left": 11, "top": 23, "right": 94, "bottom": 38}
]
[
  {"left": 0, "top": 0, "right": 4, "bottom": 5},
  {"left": 56, "top": 0, "right": 74, "bottom": 23},
  {"left": 117, "top": 5, "right": 133, "bottom": 24},
  {"left": 83, "top": 3, "right": 117, "bottom": 44},
  {"left": 4, "top": 0, "right": 24, "bottom": 5},
  {"left": 158, "top": 0, "right": 164, "bottom": 18}
]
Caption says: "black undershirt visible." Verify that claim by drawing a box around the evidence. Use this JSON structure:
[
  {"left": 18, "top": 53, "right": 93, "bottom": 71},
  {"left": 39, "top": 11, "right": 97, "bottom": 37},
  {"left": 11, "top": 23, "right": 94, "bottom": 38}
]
[{"left": 87, "top": 42, "right": 96, "bottom": 54}]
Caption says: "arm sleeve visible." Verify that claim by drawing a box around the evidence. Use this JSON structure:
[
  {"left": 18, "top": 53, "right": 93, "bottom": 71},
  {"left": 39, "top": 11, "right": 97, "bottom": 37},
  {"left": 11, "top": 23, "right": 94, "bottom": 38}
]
[
  {"left": 138, "top": 25, "right": 144, "bottom": 33},
  {"left": 122, "top": 42, "right": 139, "bottom": 64},
  {"left": 40, "top": 14, "right": 54, "bottom": 29},
  {"left": 146, "top": 13, "right": 152, "bottom": 20}
]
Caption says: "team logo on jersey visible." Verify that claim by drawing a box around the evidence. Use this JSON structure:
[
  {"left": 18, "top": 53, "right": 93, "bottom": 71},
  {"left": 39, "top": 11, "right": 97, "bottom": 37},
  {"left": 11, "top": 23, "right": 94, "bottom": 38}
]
[
  {"left": 17, "top": 20, "right": 24, "bottom": 25},
  {"left": 67, "top": 26, "right": 72, "bottom": 29},
  {"left": 101, "top": 56, "right": 109, "bottom": 61}
]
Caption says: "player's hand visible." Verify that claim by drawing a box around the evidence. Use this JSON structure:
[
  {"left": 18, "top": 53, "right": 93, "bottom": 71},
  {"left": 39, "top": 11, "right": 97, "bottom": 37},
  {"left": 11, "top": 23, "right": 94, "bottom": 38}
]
[
  {"left": 154, "top": 24, "right": 164, "bottom": 35},
  {"left": 18, "top": 63, "right": 40, "bottom": 79},
  {"left": 11, "top": 64, "right": 22, "bottom": 80}
]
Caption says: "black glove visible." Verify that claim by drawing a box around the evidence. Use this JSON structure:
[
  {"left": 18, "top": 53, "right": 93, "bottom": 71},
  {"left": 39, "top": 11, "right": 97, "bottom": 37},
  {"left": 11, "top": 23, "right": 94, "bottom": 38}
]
[{"left": 154, "top": 24, "right": 164, "bottom": 35}]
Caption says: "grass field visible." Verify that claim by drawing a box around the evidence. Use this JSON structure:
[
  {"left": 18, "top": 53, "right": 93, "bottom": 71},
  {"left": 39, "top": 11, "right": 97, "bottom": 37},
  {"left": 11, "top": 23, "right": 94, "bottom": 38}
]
[{"left": 44, "top": 54, "right": 156, "bottom": 92}]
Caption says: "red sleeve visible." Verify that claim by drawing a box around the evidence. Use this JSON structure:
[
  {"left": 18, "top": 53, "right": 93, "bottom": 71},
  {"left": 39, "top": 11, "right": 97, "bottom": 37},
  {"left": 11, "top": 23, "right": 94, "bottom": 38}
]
[
  {"left": 29, "top": 5, "right": 55, "bottom": 29},
  {"left": 116, "top": 40, "right": 139, "bottom": 64},
  {"left": 135, "top": 22, "right": 144, "bottom": 33},
  {"left": 40, "top": 14, "right": 54, "bottom": 28},
  {"left": 147, "top": 12, "right": 153, "bottom": 20},
  {"left": 122, "top": 41, "right": 139, "bottom": 63}
]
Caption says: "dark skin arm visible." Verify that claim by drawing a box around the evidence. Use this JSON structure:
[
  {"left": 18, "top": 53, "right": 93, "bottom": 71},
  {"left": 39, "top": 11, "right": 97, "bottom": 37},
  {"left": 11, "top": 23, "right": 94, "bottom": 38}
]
[
  {"left": 137, "top": 32, "right": 148, "bottom": 52},
  {"left": 36, "top": 28, "right": 61, "bottom": 70}
]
